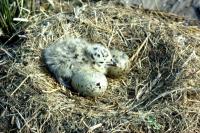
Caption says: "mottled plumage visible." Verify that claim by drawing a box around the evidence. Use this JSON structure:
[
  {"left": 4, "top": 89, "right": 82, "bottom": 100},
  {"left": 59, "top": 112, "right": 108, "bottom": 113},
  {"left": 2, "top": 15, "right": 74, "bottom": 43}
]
[{"left": 42, "top": 37, "right": 115, "bottom": 87}]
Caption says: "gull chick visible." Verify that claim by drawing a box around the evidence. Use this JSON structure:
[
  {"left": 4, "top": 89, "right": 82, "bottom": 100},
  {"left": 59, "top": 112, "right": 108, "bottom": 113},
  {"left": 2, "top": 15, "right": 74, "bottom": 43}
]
[
  {"left": 42, "top": 37, "right": 115, "bottom": 87},
  {"left": 107, "top": 49, "right": 130, "bottom": 78}
]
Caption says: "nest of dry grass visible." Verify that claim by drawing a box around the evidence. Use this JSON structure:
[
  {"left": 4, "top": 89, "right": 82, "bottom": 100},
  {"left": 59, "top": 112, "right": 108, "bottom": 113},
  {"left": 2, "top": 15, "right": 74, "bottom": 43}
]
[{"left": 1, "top": 1, "right": 200, "bottom": 132}]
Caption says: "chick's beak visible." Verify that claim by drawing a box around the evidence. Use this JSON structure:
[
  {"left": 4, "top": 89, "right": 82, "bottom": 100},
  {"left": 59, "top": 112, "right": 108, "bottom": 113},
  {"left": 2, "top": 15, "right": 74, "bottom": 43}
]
[{"left": 107, "top": 59, "right": 117, "bottom": 67}]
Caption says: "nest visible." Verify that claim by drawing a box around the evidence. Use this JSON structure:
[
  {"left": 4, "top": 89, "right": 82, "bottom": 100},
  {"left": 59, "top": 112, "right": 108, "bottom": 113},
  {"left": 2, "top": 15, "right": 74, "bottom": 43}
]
[{"left": 1, "top": 1, "right": 200, "bottom": 132}]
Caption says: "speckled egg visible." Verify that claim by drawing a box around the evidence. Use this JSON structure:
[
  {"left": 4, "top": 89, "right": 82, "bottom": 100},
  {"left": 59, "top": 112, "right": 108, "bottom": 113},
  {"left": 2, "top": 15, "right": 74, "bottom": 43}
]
[
  {"left": 107, "top": 49, "right": 130, "bottom": 78},
  {"left": 71, "top": 70, "right": 108, "bottom": 97}
]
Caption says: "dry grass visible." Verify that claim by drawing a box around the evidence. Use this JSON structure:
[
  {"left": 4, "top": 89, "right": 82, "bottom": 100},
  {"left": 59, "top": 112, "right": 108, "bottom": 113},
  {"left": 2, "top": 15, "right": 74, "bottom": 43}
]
[{"left": 1, "top": 1, "right": 200, "bottom": 133}]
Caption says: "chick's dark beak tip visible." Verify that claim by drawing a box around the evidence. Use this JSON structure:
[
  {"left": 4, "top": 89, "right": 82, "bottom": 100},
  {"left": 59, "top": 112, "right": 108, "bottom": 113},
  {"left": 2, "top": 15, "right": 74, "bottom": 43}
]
[{"left": 107, "top": 60, "right": 117, "bottom": 66}]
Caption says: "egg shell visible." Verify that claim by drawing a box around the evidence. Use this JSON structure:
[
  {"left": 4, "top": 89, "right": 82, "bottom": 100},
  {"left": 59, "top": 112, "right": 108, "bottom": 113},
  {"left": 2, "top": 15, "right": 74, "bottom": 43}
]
[{"left": 71, "top": 70, "right": 108, "bottom": 97}]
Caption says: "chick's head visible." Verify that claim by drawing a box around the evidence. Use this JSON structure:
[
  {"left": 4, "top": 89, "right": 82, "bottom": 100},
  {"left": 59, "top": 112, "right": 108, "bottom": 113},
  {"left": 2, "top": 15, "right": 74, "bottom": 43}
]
[{"left": 86, "top": 44, "right": 116, "bottom": 73}]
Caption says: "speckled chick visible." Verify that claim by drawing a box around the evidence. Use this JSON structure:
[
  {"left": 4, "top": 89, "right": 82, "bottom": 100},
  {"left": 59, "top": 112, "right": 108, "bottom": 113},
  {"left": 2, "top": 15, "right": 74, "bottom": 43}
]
[
  {"left": 107, "top": 49, "right": 130, "bottom": 78},
  {"left": 71, "top": 68, "right": 108, "bottom": 97},
  {"left": 42, "top": 37, "right": 115, "bottom": 87}
]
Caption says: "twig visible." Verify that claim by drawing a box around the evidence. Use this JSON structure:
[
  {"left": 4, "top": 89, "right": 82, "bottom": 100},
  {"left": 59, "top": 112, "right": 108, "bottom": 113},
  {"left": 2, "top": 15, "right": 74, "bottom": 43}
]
[
  {"left": 13, "top": 107, "right": 31, "bottom": 130},
  {"left": 87, "top": 123, "right": 102, "bottom": 133},
  {"left": 146, "top": 87, "right": 200, "bottom": 107},
  {"left": 11, "top": 76, "right": 30, "bottom": 96},
  {"left": 108, "top": 26, "right": 116, "bottom": 47},
  {"left": 42, "top": 88, "right": 61, "bottom": 93},
  {"left": 130, "top": 34, "right": 150, "bottom": 61},
  {"left": 117, "top": 26, "right": 128, "bottom": 46},
  {"left": 0, "top": 47, "right": 13, "bottom": 58}
]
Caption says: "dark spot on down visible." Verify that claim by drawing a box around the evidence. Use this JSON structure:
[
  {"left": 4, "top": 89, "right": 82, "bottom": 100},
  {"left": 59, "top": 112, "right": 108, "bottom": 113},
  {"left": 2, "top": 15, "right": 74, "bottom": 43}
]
[
  {"left": 91, "top": 54, "right": 94, "bottom": 60},
  {"left": 96, "top": 83, "right": 101, "bottom": 89},
  {"left": 93, "top": 47, "right": 98, "bottom": 50},
  {"left": 69, "top": 64, "right": 73, "bottom": 69},
  {"left": 59, "top": 60, "right": 65, "bottom": 64},
  {"left": 96, "top": 82, "right": 100, "bottom": 86},
  {"left": 74, "top": 54, "right": 79, "bottom": 59},
  {"left": 62, "top": 54, "right": 68, "bottom": 58},
  {"left": 101, "top": 51, "right": 105, "bottom": 57}
]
